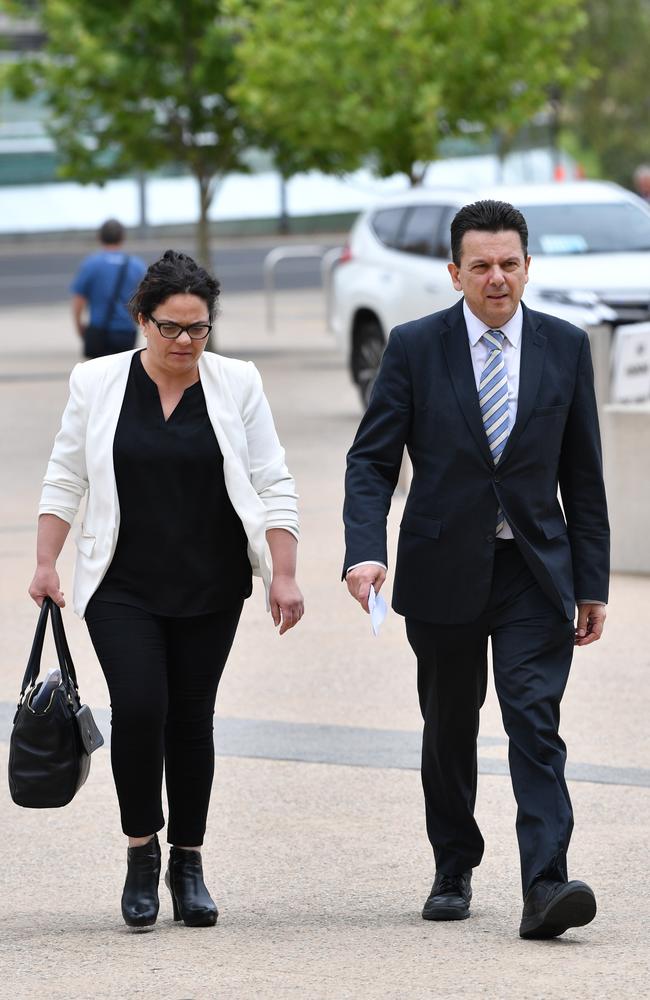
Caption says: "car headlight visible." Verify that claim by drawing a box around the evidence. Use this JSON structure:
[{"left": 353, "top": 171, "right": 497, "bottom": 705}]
[
  {"left": 536, "top": 289, "right": 602, "bottom": 308},
  {"left": 531, "top": 288, "right": 617, "bottom": 324}
]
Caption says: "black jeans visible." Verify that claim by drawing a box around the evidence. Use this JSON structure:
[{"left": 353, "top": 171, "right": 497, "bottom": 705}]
[
  {"left": 406, "top": 542, "right": 575, "bottom": 895},
  {"left": 85, "top": 597, "right": 243, "bottom": 844}
]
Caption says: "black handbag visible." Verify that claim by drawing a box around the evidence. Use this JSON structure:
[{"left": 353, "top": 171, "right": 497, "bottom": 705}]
[{"left": 8, "top": 598, "right": 104, "bottom": 808}]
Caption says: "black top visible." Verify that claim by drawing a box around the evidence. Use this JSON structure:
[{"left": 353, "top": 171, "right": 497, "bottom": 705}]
[{"left": 94, "top": 351, "right": 252, "bottom": 616}]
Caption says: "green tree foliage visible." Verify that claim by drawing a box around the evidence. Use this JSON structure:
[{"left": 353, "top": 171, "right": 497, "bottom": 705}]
[
  {"left": 227, "top": 0, "right": 588, "bottom": 185},
  {"left": 4, "top": 0, "right": 251, "bottom": 264},
  {"left": 568, "top": 0, "right": 650, "bottom": 188}
]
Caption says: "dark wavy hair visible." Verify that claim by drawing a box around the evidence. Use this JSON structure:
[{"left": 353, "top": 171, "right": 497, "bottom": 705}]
[
  {"left": 450, "top": 200, "right": 528, "bottom": 266},
  {"left": 129, "top": 249, "right": 221, "bottom": 322}
]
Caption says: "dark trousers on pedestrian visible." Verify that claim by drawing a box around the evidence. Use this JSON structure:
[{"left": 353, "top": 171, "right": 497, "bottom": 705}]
[
  {"left": 85, "top": 598, "right": 243, "bottom": 845},
  {"left": 406, "top": 541, "right": 575, "bottom": 895}
]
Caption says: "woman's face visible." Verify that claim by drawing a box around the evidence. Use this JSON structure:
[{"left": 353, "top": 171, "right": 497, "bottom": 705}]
[{"left": 140, "top": 293, "right": 211, "bottom": 376}]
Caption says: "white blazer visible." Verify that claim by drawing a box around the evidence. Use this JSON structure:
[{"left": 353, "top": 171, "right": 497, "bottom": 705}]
[{"left": 39, "top": 349, "right": 299, "bottom": 618}]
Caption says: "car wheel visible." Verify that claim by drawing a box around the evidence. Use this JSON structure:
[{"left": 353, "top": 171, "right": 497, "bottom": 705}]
[{"left": 353, "top": 319, "right": 385, "bottom": 408}]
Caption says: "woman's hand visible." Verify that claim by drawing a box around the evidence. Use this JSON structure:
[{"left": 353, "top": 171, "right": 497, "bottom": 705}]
[
  {"left": 29, "top": 515, "right": 70, "bottom": 607},
  {"left": 266, "top": 528, "right": 303, "bottom": 635},
  {"left": 29, "top": 565, "right": 65, "bottom": 608},
  {"left": 270, "top": 575, "right": 304, "bottom": 635}
]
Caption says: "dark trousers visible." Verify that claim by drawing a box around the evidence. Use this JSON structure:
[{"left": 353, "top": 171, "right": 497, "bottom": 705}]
[
  {"left": 405, "top": 542, "right": 575, "bottom": 895},
  {"left": 85, "top": 598, "right": 243, "bottom": 844}
]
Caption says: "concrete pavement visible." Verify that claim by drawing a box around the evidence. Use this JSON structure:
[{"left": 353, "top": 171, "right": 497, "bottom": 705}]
[{"left": 0, "top": 288, "right": 648, "bottom": 999}]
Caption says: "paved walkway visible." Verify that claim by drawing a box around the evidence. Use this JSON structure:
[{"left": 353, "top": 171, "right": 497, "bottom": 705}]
[{"left": 0, "top": 289, "right": 648, "bottom": 999}]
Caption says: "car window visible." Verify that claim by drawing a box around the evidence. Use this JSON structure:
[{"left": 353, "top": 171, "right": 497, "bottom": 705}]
[
  {"left": 521, "top": 202, "right": 650, "bottom": 254},
  {"left": 439, "top": 206, "right": 457, "bottom": 258},
  {"left": 370, "top": 208, "right": 408, "bottom": 249},
  {"left": 397, "top": 205, "right": 447, "bottom": 257}
]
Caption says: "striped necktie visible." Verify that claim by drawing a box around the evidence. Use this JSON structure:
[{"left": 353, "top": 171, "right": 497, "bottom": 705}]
[{"left": 479, "top": 329, "right": 509, "bottom": 534}]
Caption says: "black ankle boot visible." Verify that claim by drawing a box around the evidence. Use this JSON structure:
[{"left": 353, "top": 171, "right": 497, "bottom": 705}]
[
  {"left": 121, "top": 834, "right": 161, "bottom": 930},
  {"left": 165, "top": 847, "right": 218, "bottom": 927}
]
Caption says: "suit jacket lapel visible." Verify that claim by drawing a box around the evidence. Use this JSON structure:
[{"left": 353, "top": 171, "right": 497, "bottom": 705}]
[
  {"left": 441, "top": 301, "right": 493, "bottom": 468},
  {"left": 498, "top": 304, "right": 547, "bottom": 467}
]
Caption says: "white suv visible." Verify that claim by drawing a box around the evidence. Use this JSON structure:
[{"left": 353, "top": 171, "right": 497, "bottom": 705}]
[{"left": 331, "top": 181, "right": 650, "bottom": 404}]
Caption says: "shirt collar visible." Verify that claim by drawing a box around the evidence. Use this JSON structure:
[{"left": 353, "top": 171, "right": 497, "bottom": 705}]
[{"left": 463, "top": 299, "right": 523, "bottom": 349}]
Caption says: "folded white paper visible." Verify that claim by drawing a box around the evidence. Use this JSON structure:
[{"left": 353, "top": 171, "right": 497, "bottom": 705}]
[{"left": 368, "top": 584, "right": 388, "bottom": 636}]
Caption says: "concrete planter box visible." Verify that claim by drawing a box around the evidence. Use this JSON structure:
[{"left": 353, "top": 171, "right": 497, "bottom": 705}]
[{"left": 603, "top": 403, "right": 650, "bottom": 573}]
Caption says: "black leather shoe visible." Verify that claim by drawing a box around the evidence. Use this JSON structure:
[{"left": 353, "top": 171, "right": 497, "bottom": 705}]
[
  {"left": 165, "top": 847, "right": 218, "bottom": 927},
  {"left": 519, "top": 879, "right": 597, "bottom": 939},
  {"left": 121, "top": 834, "right": 161, "bottom": 931},
  {"left": 422, "top": 870, "right": 472, "bottom": 920}
]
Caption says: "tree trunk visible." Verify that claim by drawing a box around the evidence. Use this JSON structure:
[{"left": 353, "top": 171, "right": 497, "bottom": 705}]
[
  {"left": 196, "top": 174, "right": 213, "bottom": 268},
  {"left": 409, "top": 162, "right": 429, "bottom": 186},
  {"left": 494, "top": 130, "right": 512, "bottom": 183},
  {"left": 195, "top": 173, "right": 217, "bottom": 351},
  {"left": 136, "top": 172, "right": 148, "bottom": 236},
  {"left": 548, "top": 86, "right": 563, "bottom": 179},
  {"left": 278, "top": 173, "right": 289, "bottom": 234}
]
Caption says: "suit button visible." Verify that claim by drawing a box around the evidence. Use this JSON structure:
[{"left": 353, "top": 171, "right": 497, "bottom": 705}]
[
  {"left": 487, "top": 534, "right": 495, "bottom": 543},
  {"left": 494, "top": 476, "right": 500, "bottom": 484}
]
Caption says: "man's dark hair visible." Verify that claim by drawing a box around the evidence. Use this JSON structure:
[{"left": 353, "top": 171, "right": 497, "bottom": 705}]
[
  {"left": 450, "top": 200, "right": 528, "bottom": 266},
  {"left": 129, "top": 249, "right": 221, "bottom": 321},
  {"left": 98, "top": 218, "right": 125, "bottom": 245}
]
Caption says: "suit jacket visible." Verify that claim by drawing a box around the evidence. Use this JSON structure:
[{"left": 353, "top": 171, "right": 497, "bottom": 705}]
[
  {"left": 39, "top": 349, "right": 299, "bottom": 618},
  {"left": 343, "top": 299, "right": 610, "bottom": 624}
]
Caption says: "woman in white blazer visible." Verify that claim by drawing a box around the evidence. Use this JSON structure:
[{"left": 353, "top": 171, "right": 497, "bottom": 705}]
[{"left": 29, "top": 250, "right": 303, "bottom": 931}]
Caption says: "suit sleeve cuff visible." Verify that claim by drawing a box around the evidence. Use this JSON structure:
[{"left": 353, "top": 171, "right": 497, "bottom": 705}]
[{"left": 345, "top": 561, "right": 387, "bottom": 576}]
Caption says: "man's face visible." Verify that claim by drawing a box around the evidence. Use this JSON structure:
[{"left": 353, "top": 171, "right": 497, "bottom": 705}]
[{"left": 447, "top": 229, "right": 530, "bottom": 328}]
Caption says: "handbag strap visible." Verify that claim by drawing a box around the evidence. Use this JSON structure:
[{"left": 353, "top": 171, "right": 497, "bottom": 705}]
[
  {"left": 102, "top": 254, "right": 131, "bottom": 331},
  {"left": 50, "top": 602, "right": 79, "bottom": 692},
  {"left": 20, "top": 599, "right": 50, "bottom": 695},
  {"left": 19, "top": 598, "right": 76, "bottom": 697}
]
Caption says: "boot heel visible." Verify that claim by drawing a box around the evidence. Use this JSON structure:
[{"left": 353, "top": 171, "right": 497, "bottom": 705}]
[
  {"left": 165, "top": 870, "right": 181, "bottom": 921},
  {"left": 166, "top": 847, "right": 218, "bottom": 927}
]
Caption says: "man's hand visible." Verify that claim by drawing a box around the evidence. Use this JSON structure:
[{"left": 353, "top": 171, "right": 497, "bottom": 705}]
[
  {"left": 575, "top": 603, "right": 607, "bottom": 646},
  {"left": 346, "top": 564, "right": 387, "bottom": 614}
]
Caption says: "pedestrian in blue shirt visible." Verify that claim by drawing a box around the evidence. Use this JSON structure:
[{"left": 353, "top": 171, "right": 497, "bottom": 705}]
[{"left": 71, "top": 219, "right": 146, "bottom": 358}]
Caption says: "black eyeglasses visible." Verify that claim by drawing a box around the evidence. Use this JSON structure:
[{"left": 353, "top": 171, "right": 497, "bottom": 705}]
[{"left": 148, "top": 315, "right": 212, "bottom": 340}]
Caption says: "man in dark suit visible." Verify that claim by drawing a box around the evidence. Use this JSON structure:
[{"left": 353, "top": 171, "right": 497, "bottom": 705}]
[{"left": 343, "top": 200, "right": 609, "bottom": 939}]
